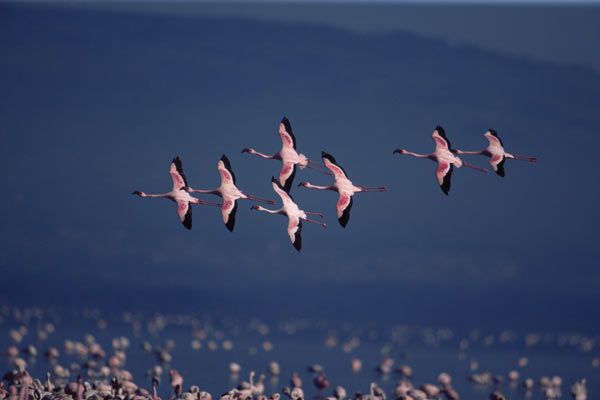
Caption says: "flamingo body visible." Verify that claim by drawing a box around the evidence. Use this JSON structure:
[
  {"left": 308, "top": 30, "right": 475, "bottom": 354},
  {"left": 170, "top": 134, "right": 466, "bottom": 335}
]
[
  {"left": 242, "top": 117, "right": 320, "bottom": 192},
  {"left": 453, "top": 129, "right": 537, "bottom": 177},
  {"left": 252, "top": 177, "right": 326, "bottom": 252},
  {"left": 393, "top": 125, "right": 487, "bottom": 195},
  {"left": 132, "top": 156, "right": 215, "bottom": 230},
  {"left": 188, "top": 155, "right": 274, "bottom": 232},
  {"left": 299, "top": 152, "right": 386, "bottom": 227}
]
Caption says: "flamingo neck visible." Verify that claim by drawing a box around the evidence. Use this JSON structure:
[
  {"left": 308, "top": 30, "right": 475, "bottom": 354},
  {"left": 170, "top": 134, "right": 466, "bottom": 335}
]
[
  {"left": 143, "top": 192, "right": 172, "bottom": 198},
  {"left": 403, "top": 151, "right": 433, "bottom": 159},
  {"left": 304, "top": 182, "right": 334, "bottom": 190}
]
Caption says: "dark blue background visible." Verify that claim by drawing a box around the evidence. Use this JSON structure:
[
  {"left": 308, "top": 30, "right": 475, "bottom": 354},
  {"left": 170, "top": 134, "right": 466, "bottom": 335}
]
[{"left": 1, "top": 3, "right": 598, "bottom": 332}]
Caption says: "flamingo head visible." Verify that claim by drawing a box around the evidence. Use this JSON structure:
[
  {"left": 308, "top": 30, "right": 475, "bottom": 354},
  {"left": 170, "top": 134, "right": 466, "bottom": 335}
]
[
  {"left": 241, "top": 148, "right": 254, "bottom": 154},
  {"left": 297, "top": 181, "right": 308, "bottom": 187},
  {"left": 250, "top": 205, "right": 262, "bottom": 211},
  {"left": 392, "top": 149, "right": 405, "bottom": 155},
  {"left": 132, "top": 190, "right": 145, "bottom": 197}
]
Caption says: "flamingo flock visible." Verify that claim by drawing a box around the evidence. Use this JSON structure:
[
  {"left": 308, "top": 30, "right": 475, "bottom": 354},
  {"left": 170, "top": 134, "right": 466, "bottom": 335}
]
[{"left": 133, "top": 118, "right": 537, "bottom": 251}]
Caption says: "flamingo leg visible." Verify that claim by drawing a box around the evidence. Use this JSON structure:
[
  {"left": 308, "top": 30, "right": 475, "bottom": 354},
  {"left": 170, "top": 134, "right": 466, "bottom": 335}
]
[
  {"left": 306, "top": 161, "right": 332, "bottom": 175},
  {"left": 305, "top": 211, "right": 324, "bottom": 219},
  {"left": 462, "top": 161, "right": 488, "bottom": 173},
  {"left": 197, "top": 199, "right": 221, "bottom": 207},
  {"left": 359, "top": 186, "right": 387, "bottom": 192},
  {"left": 245, "top": 194, "right": 276, "bottom": 205},
  {"left": 512, "top": 155, "right": 538, "bottom": 162},
  {"left": 304, "top": 218, "right": 327, "bottom": 228}
]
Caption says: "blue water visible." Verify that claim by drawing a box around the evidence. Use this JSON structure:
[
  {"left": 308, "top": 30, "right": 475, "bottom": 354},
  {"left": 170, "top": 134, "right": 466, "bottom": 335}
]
[{"left": 0, "top": 309, "right": 597, "bottom": 400}]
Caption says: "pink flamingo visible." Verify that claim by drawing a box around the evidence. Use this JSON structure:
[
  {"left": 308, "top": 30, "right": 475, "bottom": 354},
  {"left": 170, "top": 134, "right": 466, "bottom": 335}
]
[
  {"left": 453, "top": 129, "right": 537, "bottom": 177},
  {"left": 393, "top": 125, "right": 488, "bottom": 195},
  {"left": 298, "top": 152, "right": 387, "bottom": 228},
  {"left": 242, "top": 117, "right": 329, "bottom": 192},
  {"left": 187, "top": 155, "right": 274, "bottom": 232},
  {"left": 132, "top": 156, "right": 219, "bottom": 230},
  {"left": 251, "top": 177, "right": 326, "bottom": 252}
]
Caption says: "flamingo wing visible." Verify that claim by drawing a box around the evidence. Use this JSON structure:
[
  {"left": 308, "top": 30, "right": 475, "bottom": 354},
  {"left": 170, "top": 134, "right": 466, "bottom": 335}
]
[
  {"left": 433, "top": 125, "right": 452, "bottom": 150},
  {"left": 486, "top": 129, "right": 505, "bottom": 147},
  {"left": 287, "top": 215, "right": 302, "bottom": 252},
  {"left": 279, "top": 162, "right": 297, "bottom": 193},
  {"left": 321, "top": 151, "right": 349, "bottom": 181},
  {"left": 336, "top": 192, "right": 353, "bottom": 228},
  {"left": 271, "top": 176, "right": 295, "bottom": 207},
  {"left": 279, "top": 117, "right": 297, "bottom": 150},
  {"left": 218, "top": 154, "right": 237, "bottom": 185},
  {"left": 221, "top": 195, "right": 238, "bottom": 232},
  {"left": 176, "top": 201, "right": 193, "bottom": 230},
  {"left": 170, "top": 156, "right": 188, "bottom": 191},
  {"left": 436, "top": 162, "right": 453, "bottom": 195},
  {"left": 490, "top": 154, "right": 506, "bottom": 177}
]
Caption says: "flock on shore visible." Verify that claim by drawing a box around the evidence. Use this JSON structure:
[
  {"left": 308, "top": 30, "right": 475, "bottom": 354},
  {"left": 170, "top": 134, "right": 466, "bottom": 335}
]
[
  {"left": 132, "top": 117, "right": 537, "bottom": 251},
  {"left": 2, "top": 307, "right": 595, "bottom": 400}
]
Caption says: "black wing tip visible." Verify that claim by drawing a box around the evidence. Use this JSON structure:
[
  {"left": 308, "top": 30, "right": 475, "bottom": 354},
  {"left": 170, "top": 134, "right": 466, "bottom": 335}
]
[
  {"left": 435, "top": 125, "right": 445, "bottom": 135},
  {"left": 338, "top": 196, "right": 353, "bottom": 228},
  {"left": 496, "top": 158, "right": 506, "bottom": 177},
  {"left": 282, "top": 166, "right": 297, "bottom": 193},
  {"left": 440, "top": 165, "right": 452, "bottom": 195},
  {"left": 321, "top": 151, "right": 335, "bottom": 163},
  {"left": 292, "top": 232, "right": 302, "bottom": 252},
  {"left": 183, "top": 216, "right": 192, "bottom": 230},
  {"left": 293, "top": 238, "right": 301, "bottom": 252},
  {"left": 224, "top": 202, "right": 237, "bottom": 232}
]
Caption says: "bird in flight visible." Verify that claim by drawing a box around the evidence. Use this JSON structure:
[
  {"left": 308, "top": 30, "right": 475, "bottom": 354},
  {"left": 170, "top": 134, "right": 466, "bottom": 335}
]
[
  {"left": 132, "top": 156, "right": 219, "bottom": 230},
  {"left": 393, "top": 125, "right": 488, "bottom": 195},
  {"left": 186, "top": 155, "right": 275, "bottom": 232},
  {"left": 242, "top": 117, "right": 329, "bottom": 192},
  {"left": 298, "top": 151, "right": 387, "bottom": 228},
  {"left": 452, "top": 129, "right": 537, "bottom": 177},
  {"left": 251, "top": 177, "right": 327, "bottom": 252}
]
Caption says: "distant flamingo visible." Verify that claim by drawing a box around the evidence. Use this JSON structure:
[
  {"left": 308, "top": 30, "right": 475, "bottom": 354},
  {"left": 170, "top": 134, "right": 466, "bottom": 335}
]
[
  {"left": 251, "top": 177, "right": 326, "bottom": 252},
  {"left": 242, "top": 117, "right": 329, "bottom": 192},
  {"left": 393, "top": 125, "right": 488, "bottom": 195},
  {"left": 298, "top": 152, "right": 386, "bottom": 228},
  {"left": 453, "top": 129, "right": 537, "bottom": 177},
  {"left": 132, "top": 156, "right": 219, "bottom": 230},
  {"left": 187, "top": 155, "right": 275, "bottom": 232}
]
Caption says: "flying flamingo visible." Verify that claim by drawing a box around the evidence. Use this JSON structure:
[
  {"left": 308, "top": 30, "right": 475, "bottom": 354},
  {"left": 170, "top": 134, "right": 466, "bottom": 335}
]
[
  {"left": 186, "top": 155, "right": 275, "bottom": 232},
  {"left": 242, "top": 117, "right": 329, "bottom": 192},
  {"left": 251, "top": 177, "right": 327, "bottom": 252},
  {"left": 132, "top": 156, "right": 219, "bottom": 230},
  {"left": 453, "top": 129, "right": 537, "bottom": 177},
  {"left": 298, "top": 152, "right": 387, "bottom": 228},
  {"left": 393, "top": 125, "right": 488, "bottom": 195}
]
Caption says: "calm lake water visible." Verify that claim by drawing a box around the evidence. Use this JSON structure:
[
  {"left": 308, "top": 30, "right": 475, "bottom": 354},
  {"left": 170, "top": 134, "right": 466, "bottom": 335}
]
[{"left": 0, "top": 308, "right": 597, "bottom": 400}]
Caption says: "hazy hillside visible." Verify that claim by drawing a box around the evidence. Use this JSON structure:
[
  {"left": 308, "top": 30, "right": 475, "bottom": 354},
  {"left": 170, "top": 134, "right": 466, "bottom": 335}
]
[{"left": 1, "top": 4, "right": 599, "bottom": 330}]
